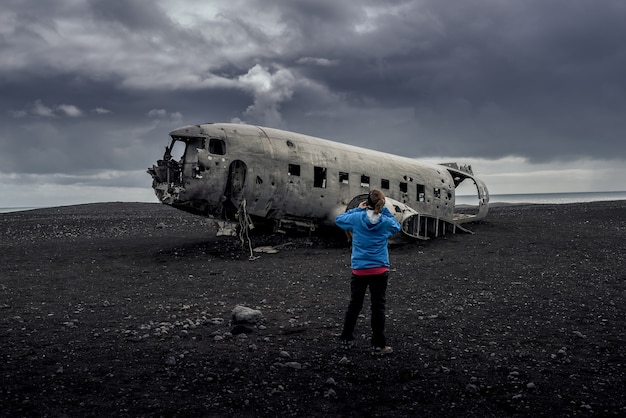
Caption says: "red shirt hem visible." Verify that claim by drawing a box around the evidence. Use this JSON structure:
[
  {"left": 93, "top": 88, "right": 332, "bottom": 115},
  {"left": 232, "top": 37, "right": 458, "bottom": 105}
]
[{"left": 352, "top": 266, "right": 389, "bottom": 276}]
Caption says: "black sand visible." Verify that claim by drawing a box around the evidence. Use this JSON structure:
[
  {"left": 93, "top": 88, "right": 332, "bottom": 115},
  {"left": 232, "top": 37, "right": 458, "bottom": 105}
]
[{"left": 1, "top": 201, "right": 625, "bottom": 417}]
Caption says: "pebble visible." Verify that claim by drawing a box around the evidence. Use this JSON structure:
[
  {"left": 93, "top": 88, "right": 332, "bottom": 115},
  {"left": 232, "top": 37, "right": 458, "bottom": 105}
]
[
  {"left": 232, "top": 305, "right": 264, "bottom": 324},
  {"left": 284, "top": 362, "right": 302, "bottom": 369},
  {"left": 324, "top": 388, "right": 337, "bottom": 398},
  {"left": 465, "top": 384, "right": 479, "bottom": 394}
]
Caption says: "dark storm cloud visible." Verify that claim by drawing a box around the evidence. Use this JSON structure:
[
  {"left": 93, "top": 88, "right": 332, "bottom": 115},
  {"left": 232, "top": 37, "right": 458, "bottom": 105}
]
[
  {"left": 272, "top": 0, "right": 626, "bottom": 160},
  {"left": 1, "top": 0, "right": 626, "bottom": 197},
  {"left": 87, "top": 0, "right": 173, "bottom": 32}
]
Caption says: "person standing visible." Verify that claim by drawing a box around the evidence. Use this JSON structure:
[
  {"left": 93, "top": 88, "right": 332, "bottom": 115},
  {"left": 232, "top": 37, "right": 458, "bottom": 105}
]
[{"left": 335, "top": 189, "right": 401, "bottom": 355}]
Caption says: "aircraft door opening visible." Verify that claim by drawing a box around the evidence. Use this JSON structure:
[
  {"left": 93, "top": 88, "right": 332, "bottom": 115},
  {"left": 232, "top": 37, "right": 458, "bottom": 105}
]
[
  {"left": 223, "top": 160, "right": 247, "bottom": 220},
  {"left": 453, "top": 178, "right": 482, "bottom": 217}
]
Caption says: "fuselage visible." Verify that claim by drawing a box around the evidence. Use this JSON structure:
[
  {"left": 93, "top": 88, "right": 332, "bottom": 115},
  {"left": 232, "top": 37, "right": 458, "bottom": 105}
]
[{"left": 148, "top": 123, "right": 489, "bottom": 238}]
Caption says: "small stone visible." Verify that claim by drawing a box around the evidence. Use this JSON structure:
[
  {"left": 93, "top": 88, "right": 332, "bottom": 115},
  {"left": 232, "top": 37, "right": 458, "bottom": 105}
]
[
  {"left": 285, "top": 362, "right": 302, "bottom": 369},
  {"left": 526, "top": 382, "right": 536, "bottom": 390},
  {"left": 338, "top": 357, "right": 350, "bottom": 365},
  {"left": 279, "top": 350, "right": 291, "bottom": 358},
  {"left": 165, "top": 356, "right": 176, "bottom": 366},
  {"left": 324, "top": 388, "right": 337, "bottom": 398},
  {"left": 465, "top": 383, "right": 479, "bottom": 394},
  {"left": 231, "top": 305, "right": 264, "bottom": 324},
  {"left": 325, "top": 377, "right": 336, "bottom": 386}
]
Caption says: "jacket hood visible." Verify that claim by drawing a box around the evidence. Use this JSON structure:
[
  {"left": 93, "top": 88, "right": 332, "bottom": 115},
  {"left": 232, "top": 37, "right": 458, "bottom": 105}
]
[{"left": 361, "top": 210, "right": 385, "bottom": 231}]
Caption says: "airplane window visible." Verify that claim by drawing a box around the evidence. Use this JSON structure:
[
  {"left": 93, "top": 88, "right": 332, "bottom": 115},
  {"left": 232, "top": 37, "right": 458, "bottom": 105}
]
[
  {"left": 209, "top": 138, "right": 226, "bottom": 155},
  {"left": 314, "top": 166, "right": 327, "bottom": 188},
  {"left": 288, "top": 164, "right": 301, "bottom": 176},
  {"left": 434, "top": 187, "right": 441, "bottom": 198},
  {"left": 169, "top": 140, "right": 186, "bottom": 162},
  {"left": 360, "top": 175, "right": 370, "bottom": 187},
  {"left": 381, "top": 179, "right": 389, "bottom": 189},
  {"left": 417, "top": 184, "right": 425, "bottom": 202},
  {"left": 339, "top": 172, "right": 349, "bottom": 184}
]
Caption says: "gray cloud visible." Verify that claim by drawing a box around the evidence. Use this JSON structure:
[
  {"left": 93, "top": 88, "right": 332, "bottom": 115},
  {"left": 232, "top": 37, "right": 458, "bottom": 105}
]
[{"left": 1, "top": 0, "right": 626, "bottom": 205}]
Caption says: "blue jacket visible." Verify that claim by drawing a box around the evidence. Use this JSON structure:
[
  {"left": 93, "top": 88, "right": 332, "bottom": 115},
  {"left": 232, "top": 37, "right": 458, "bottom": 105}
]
[{"left": 335, "top": 206, "right": 402, "bottom": 269}]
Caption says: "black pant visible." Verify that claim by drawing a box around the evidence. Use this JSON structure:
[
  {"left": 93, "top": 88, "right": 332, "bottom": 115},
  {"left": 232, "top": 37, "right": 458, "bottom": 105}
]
[{"left": 340, "top": 272, "right": 389, "bottom": 347}]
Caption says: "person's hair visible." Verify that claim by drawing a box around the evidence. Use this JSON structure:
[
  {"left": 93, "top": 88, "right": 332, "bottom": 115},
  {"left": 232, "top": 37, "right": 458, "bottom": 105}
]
[{"left": 367, "top": 189, "right": 386, "bottom": 214}]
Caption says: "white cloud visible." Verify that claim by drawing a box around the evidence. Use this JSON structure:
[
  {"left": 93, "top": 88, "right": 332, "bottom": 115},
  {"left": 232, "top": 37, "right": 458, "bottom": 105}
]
[
  {"left": 238, "top": 64, "right": 296, "bottom": 126},
  {"left": 296, "top": 57, "right": 338, "bottom": 67},
  {"left": 169, "top": 112, "right": 183, "bottom": 123},
  {"left": 147, "top": 108, "right": 183, "bottom": 123},
  {"left": 0, "top": 183, "right": 158, "bottom": 208},
  {"left": 422, "top": 156, "right": 626, "bottom": 195},
  {"left": 0, "top": 170, "right": 158, "bottom": 208},
  {"left": 148, "top": 109, "right": 168, "bottom": 118},
  {"left": 57, "top": 104, "right": 83, "bottom": 117},
  {"left": 13, "top": 100, "right": 86, "bottom": 118},
  {"left": 32, "top": 100, "right": 55, "bottom": 117},
  {"left": 93, "top": 107, "right": 112, "bottom": 114}
]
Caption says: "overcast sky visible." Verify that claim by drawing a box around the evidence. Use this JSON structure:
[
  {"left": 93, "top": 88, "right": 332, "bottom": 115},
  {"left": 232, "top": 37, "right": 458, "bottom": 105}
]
[{"left": 2, "top": 0, "right": 625, "bottom": 208}]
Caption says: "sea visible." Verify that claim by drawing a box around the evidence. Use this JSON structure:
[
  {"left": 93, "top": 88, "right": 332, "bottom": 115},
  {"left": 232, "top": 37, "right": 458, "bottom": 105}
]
[
  {"left": 2, "top": 191, "right": 626, "bottom": 214},
  {"left": 455, "top": 190, "right": 626, "bottom": 205}
]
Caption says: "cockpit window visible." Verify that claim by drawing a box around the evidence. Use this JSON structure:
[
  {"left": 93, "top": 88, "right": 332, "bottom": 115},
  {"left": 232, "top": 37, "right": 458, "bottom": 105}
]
[
  {"left": 169, "top": 140, "right": 186, "bottom": 161},
  {"left": 209, "top": 138, "right": 226, "bottom": 155}
]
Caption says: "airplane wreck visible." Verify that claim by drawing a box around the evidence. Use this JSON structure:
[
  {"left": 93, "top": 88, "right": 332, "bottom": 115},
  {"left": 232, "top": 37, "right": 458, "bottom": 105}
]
[{"left": 147, "top": 123, "right": 489, "bottom": 241}]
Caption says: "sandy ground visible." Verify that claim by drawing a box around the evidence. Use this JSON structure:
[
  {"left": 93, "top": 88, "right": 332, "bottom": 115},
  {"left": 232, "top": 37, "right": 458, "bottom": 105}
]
[{"left": 1, "top": 201, "right": 625, "bottom": 417}]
